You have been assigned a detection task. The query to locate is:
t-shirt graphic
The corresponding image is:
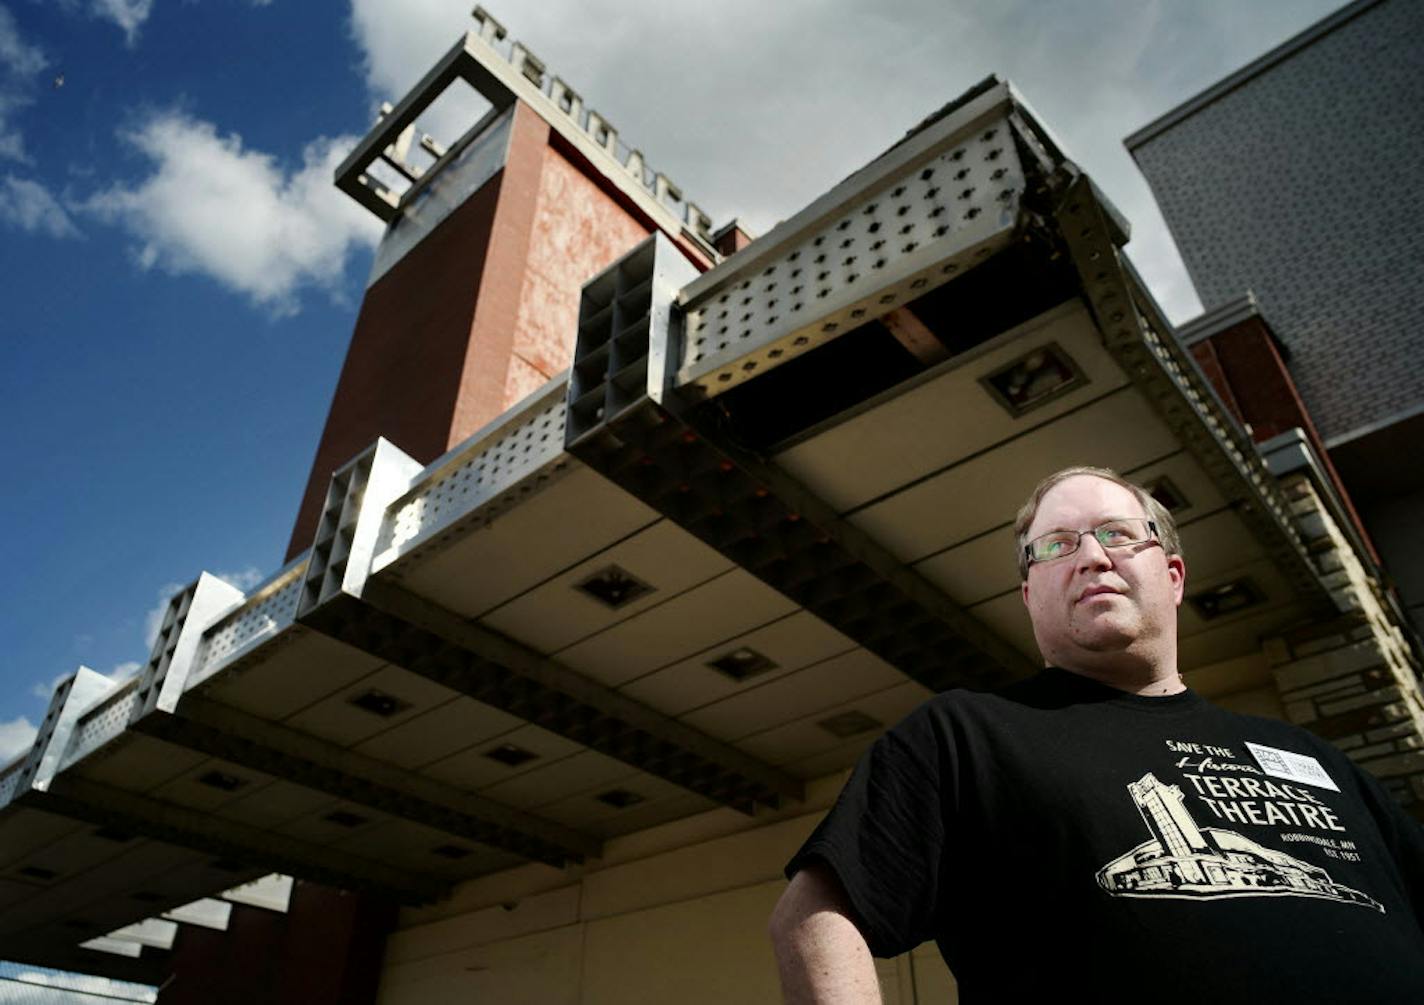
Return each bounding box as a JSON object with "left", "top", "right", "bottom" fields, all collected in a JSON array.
[{"left": 1096, "top": 771, "right": 1383, "bottom": 911}]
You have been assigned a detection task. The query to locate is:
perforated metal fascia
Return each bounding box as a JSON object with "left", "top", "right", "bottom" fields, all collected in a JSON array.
[
  {"left": 0, "top": 761, "right": 24, "bottom": 807},
  {"left": 1054, "top": 178, "right": 1329, "bottom": 611},
  {"left": 372, "top": 381, "right": 573, "bottom": 575},
  {"left": 676, "top": 115, "right": 1024, "bottom": 397},
  {"left": 192, "top": 558, "right": 307, "bottom": 680},
  {"left": 55, "top": 685, "right": 140, "bottom": 774},
  {"left": 298, "top": 438, "right": 424, "bottom": 617}
]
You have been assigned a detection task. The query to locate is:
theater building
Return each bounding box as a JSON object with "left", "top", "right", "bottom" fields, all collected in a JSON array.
[{"left": 2, "top": 5, "right": 1420, "bottom": 1002}]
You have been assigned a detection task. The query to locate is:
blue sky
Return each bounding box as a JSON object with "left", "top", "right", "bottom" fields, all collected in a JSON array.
[{"left": 0, "top": 0, "right": 1346, "bottom": 760}]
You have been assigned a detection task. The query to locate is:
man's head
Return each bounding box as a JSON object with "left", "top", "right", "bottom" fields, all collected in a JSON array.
[{"left": 1015, "top": 467, "right": 1186, "bottom": 677}]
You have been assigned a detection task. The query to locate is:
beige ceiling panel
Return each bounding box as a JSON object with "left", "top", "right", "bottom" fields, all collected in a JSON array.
[
  {"left": 330, "top": 817, "right": 494, "bottom": 877},
  {"left": 420, "top": 722, "right": 584, "bottom": 792},
  {"left": 1179, "top": 603, "right": 1308, "bottom": 672},
  {"left": 0, "top": 809, "right": 86, "bottom": 869},
  {"left": 353, "top": 696, "right": 524, "bottom": 770},
  {"left": 204, "top": 632, "right": 387, "bottom": 720},
  {"left": 148, "top": 757, "right": 274, "bottom": 814},
  {"left": 596, "top": 791, "right": 719, "bottom": 839},
  {"left": 8, "top": 824, "right": 142, "bottom": 880},
  {"left": 1122, "top": 450, "right": 1226, "bottom": 522},
  {"left": 737, "top": 680, "right": 932, "bottom": 771},
  {"left": 213, "top": 778, "right": 336, "bottom": 830},
  {"left": 478, "top": 749, "right": 631, "bottom": 810},
  {"left": 274, "top": 800, "right": 390, "bottom": 846},
  {"left": 680, "top": 648, "right": 903, "bottom": 742},
  {"left": 535, "top": 771, "right": 693, "bottom": 832},
  {"left": 966, "top": 592, "right": 1039, "bottom": 666},
  {"left": 395, "top": 466, "right": 658, "bottom": 618},
  {"left": 775, "top": 301, "right": 1125, "bottom": 512},
  {"left": 559, "top": 571, "right": 799, "bottom": 688},
  {"left": 849, "top": 389, "right": 1178, "bottom": 563},
  {"left": 1177, "top": 510, "right": 1270, "bottom": 583},
  {"left": 785, "top": 738, "right": 876, "bottom": 782},
  {"left": 282, "top": 664, "right": 460, "bottom": 749},
  {"left": 618, "top": 610, "right": 857, "bottom": 717},
  {"left": 71, "top": 735, "right": 209, "bottom": 794},
  {"left": 915, "top": 526, "right": 1019, "bottom": 606},
  {"left": 480, "top": 520, "right": 733, "bottom": 654},
  {"left": 1179, "top": 558, "right": 1297, "bottom": 639},
  {"left": 0, "top": 878, "right": 38, "bottom": 911}
]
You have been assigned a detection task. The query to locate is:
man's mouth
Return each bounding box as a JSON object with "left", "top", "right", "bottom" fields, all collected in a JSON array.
[{"left": 1077, "top": 585, "right": 1124, "bottom": 603}]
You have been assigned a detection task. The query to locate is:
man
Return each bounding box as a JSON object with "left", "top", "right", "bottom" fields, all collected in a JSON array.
[{"left": 769, "top": 466, "right": 1424, "bottom": 1003}]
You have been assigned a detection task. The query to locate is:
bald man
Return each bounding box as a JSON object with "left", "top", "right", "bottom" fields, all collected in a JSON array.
[{"left": 770, "top": 466, "right": 1424, "bottom": 1003}]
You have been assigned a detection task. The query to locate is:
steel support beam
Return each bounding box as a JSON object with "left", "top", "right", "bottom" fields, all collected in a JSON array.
[
  {"left": 299, "top": 584, "right": 804, "bottom": 813},
  {"left": 131, "top": 695, "right": 600, "bottom": 867}
]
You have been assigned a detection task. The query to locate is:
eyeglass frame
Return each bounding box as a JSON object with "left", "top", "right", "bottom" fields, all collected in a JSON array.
[{"left": 1022, "top": 518, "right": 1160, "bottom": 569}]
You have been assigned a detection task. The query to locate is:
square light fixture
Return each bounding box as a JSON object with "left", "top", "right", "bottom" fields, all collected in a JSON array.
[
  {"left": 707, "top": 646, "right": 778, "bottom": 682},
  {"left": 1145, "top": 475, "right": 1190, "bottom": 513},
  {"left": 198, "top": 770, "right": 247, "bottom": 792},
  {"left": 596, "top": 788, "right": 645, "bottom": 809},
  {"left": 1188, "top": 578, "right": 1264, "bottom": 620},
  {"left": 348, "top": 688, "right": 412, "bottom": 719},
  {"left": 980, "top": 343, "right": 1086, "bottom": 417},
  {"left": 92, "top": 826, "right": 134, "bottom": 844},
  {"left": 18, "top": 865, "right": 58, "bottom": 881},
  {"left": 323, "top": 810, "right": 369, "bottom": 828},
  {"left": 574, "top": 565, "right": 654, "bottom": 609},
  {"left": 816, "top": 710, "right": 883, "bottom": 739},
  {"left": 484, "top": 743, "right": 539, "bottom": 767}
]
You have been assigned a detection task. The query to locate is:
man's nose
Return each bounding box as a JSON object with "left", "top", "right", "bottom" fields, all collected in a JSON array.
[{"left": 1076, "top": 533, "right": 1114, "bottom": 569}]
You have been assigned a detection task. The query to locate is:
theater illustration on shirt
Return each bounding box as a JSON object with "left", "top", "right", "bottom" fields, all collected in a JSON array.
[{"left": 1096, "top": 773, "right": 1384, "bottom": 912}]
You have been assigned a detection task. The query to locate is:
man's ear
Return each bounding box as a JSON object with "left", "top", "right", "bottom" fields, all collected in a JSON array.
[
  {"left": 1021, "top": 579, "right": 1031, "bottom": 607},
  {"left": 1167, "top": 553, "right": 1187, "bottom": 606}
]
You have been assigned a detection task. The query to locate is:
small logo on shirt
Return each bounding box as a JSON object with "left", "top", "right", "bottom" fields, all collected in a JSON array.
[{"left": 1246, "top": 742, "right": 1340, "bottom": 792}]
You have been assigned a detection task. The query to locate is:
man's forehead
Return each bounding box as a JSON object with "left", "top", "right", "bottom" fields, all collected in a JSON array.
[{"left": 1030, "top": 475, "right": 1145, "bottom": 531}]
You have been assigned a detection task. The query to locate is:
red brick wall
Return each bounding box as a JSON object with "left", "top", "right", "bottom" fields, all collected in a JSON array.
[{"left": 286, "top": 102, "right": 665, "bottom": 559}]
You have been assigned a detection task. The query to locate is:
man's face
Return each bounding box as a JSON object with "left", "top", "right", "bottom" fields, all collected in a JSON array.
[{"left": 1020, "top": 475, "right": 1186, "bottom": 670}]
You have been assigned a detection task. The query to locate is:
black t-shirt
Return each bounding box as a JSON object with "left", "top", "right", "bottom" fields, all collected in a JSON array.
[{"left": 786, "top": 669, "right": 1424, "bottom": 1002}]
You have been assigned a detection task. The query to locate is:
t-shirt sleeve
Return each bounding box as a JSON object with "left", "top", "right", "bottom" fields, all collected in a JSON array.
[
  {"left": 784, "top": 700, "right": 955, "bottom": 957},
  {"left": 1350, "top": 758, "right": 1424, "bottom": 928}
]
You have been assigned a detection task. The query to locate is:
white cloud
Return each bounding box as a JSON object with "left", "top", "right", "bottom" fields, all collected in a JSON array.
[
  {"left": 0, "top": 4, "right": 46, "bottom": 163},
  {"left": 0, "top": 174, "right": 79, "bottom": 236},
  {"left": 0, "top": 715, "right": 37, "bottom": 761},
  {"left": 90, "top": 0, "right": 155, "bottom": 45},
  {"left": 84, "top": 112, "right": 380, "bottom": 315}
]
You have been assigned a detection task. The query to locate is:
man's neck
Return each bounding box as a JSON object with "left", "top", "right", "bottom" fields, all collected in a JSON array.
[{"left": 1058, "top": 662, "right": 1185, "bottom": 697}]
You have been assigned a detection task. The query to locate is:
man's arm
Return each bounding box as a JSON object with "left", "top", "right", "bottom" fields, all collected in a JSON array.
[{"left": 768, "top": 862, "right": 882, "bottom": 1004}]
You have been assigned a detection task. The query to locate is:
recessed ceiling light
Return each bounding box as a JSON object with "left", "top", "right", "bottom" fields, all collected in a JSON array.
[
  {"left": 18, "top": 865, "right": 58, "bottom": 881},
  {"left": 208, "top": 859, "right": 248, "bottom": 874},
  {"left": 980, "top": 343, "right": 1085, "bottom": 416},
  {"left": 432, "top": 844, "right": 472, "bottom": 860},
  {"left": 595, "top": 788, "right": 645, "bottom": 809},
  {"left": 574, "top": 565, "right": 654, "bottom": 609},
  {"left": 1145, "top": 475, "right": 1189, "bottom": 512},
  {"left": 323, "top": 810, "right": 369, "bottom": 828},
  {"left": 348, "top": 688, "right": 412, "bottom": 719},
  {"left": 1188, "top": 578, "right": 1264, "bottom": 620},
  {"left": 817, "top": 710, "right": 882, "bottom": 739},
  {"left": 707, "top": 646, "right": 778, "bottom": 682},
  {"left": 483, "top": 743, "right": 539, "bottom": 767},
  {"left": 198, "top": 770, "right": 248, "bottom": 793},
  {"left": 92, "top": 826, "right": 134, "bottom": 844}
]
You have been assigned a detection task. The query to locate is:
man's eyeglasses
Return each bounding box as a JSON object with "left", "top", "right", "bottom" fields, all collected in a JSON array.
[{"left": 1024, "top": 518, "right": 1159, "bottom": 567}]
